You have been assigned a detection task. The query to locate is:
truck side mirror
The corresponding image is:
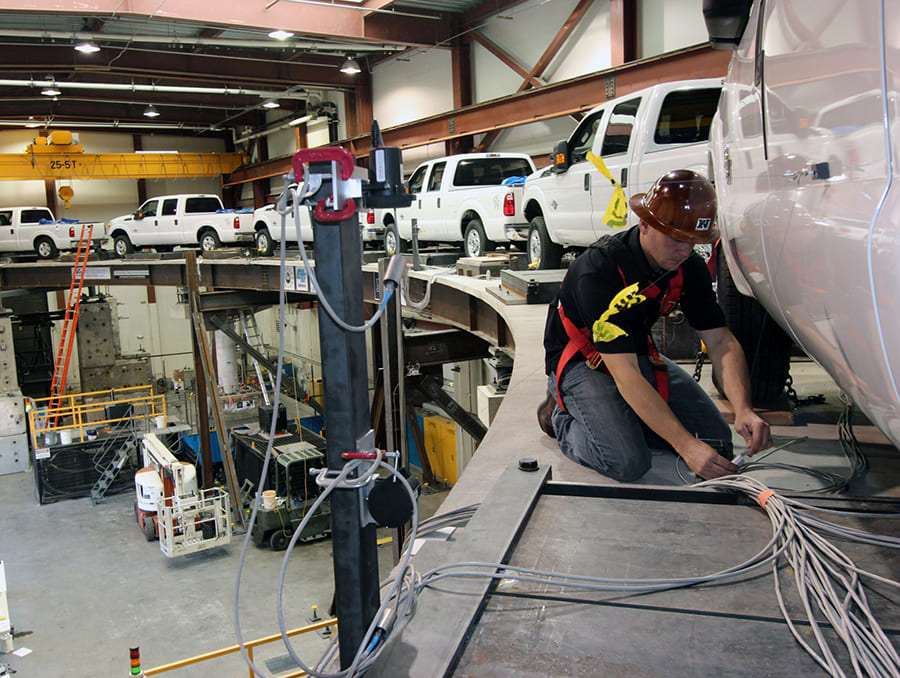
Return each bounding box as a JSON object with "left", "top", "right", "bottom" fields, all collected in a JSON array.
[
  {"left": 551, "top": 139, "right": 570, "bottom": 174},
  {"left": 134, "top": 210, "right": 144, "bottom": 220}
]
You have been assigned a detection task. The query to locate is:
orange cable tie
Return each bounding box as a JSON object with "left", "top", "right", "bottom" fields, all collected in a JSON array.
[{"left": 757, "top": 489, "right": 776, "bottom": 508}]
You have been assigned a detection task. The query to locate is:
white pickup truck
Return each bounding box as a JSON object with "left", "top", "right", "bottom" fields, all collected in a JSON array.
[
  {"left": 0, "top": 206, "right": 107, "bottom": 259},
  {"left": 252, "top": 202, "right": 383, "bottom": 255},
  {"left": 377, "top": 152, "right": 535, "bottom": 258},
  {"left": 107, "top": 194, "right": 254, "bottom": 257},
  {"left": 522, "top": 78, "right": 723, "bottom": 268}
]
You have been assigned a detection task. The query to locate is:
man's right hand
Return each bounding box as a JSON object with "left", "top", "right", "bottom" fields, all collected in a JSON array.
[{"left": 678, "top": 438, "right": 739, "bottom": 480}]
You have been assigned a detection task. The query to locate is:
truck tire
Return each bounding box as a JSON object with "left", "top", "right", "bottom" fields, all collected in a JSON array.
[
  {"left": 464, "top": 219, "right": 493, "bottom": 258},
  {"left": 113, "top": 234, "right": 134, "bottom": 258},
  {"left": 255, "top": 228, "right": 274, "bottom": 256},
  {"left": 384, "top": 224, "right": 403, "bottom": 256},
  {"left": 527, "top": 216, "right": 562, "bottom": 270},
  {"left": 35, "top": 237, "right": 58, "bottom": 259},
  {"left": 199, "top": 230, "right": 221, "bottom": 252},
  {"left": 714, "top": 252, "right": 793, "bottom": 407}
]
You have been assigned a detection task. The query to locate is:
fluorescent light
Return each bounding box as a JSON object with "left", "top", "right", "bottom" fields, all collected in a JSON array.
[
  {"left": 340, "top": 56, "right": 361, "bottom": 74},
  {"left": 289, "top": 114, "right": 313, "bottom": 126},
  {"left": 268, "top": 30, "right": 294, "bottom": 40},
  {"left": 25, "top": 116, "right": 40, "bottom": 128},
  {"left": 75, "top": 40, "right": 100, "bottom": 53},
  {"left": 143, "top": 104, "right": 160, "bottom": 118},
  {"left": 262, "top": 99, "right": 280, "bottom": 109},
  {"left": 41, "top": 86, "right": 61, "bottom": 96}
]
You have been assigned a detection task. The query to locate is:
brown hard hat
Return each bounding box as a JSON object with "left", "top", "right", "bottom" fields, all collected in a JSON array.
[{"left": 629, "top": 169, "right": 718, "bottom": 244}]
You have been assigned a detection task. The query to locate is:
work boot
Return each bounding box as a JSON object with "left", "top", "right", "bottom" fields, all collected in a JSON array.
[{"left": 537, "top": 391, "right": 556, "bottom": 439}]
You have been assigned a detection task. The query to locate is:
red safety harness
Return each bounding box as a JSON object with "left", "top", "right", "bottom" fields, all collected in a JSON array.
[{"left": 554, "top": 266, "right": 683, "bottom": 412}]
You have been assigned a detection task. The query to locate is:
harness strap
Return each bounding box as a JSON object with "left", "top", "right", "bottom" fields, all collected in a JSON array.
[{"left": 554, "top": 261, "right": 682, "bottom": 411}]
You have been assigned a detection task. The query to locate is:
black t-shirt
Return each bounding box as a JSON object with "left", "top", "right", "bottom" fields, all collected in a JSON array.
[{"left": 543, "top": 225, "right": 725, "bottom": 376}]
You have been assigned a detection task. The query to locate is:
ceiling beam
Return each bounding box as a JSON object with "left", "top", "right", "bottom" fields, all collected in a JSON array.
[
  {"left": 226, "top": 44, "right": 731, "bottom": 185},
  {"left": 4, "top": 0, "right": 452, "bottom": 48}
]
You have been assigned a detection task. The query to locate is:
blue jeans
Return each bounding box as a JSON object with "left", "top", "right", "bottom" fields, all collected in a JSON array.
[{"left": 550, "top": 356, "right": 731, "bottom": 482}]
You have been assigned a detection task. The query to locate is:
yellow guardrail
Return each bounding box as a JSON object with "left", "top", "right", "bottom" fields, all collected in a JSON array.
[
  {"left": 142, "top": 618, "right": 337, "bottom": 677},
  {"left": 28, "top": 384, "right": 167, "bottom": 449}
]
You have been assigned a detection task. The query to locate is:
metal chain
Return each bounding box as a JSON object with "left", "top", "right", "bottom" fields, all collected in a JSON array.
[
  {"left": 692, "top": 350, "right": 705, "bottom": 383},
  {"left": 785, "top": 375, "right": 826, "bottom": 407}
]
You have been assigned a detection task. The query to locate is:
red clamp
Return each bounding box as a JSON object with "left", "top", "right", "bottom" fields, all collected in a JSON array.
[
  {"left": 292, "top": 147, "right": 357, "bottom": 223},
  {"left": 342, "top": 451, "right": 379, "bottom": 460}
]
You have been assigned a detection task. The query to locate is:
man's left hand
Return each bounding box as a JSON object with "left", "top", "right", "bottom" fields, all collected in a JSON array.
[{"left": 734, "top": 410, "right": 771, "bottom": 456}]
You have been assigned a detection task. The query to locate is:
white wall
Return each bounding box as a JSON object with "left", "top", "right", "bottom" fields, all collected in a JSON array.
[
  {"left": 372, "top": 48, "right": 454, "bottom": 129},
  {"left": 638, "top": 0, "right": 709, "bottom": 57}
]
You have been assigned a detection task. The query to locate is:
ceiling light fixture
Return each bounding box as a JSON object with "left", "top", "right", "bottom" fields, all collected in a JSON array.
[
  {"left": 143, "top": 104, "right": 160, "bottom": 118},
  {"left": 262, "top": 99, "right": 280, "bottom": 109},
  {"left": 74, "top": 39, "right": 100, "bottom": 53},
  {"left": 288, "top": 114, "right": 314, "bottom": 126},
  {"left": 41, "top": 84, "right": 61, "bottom": 97},
  {"left": 268, "top": 29, "right": 294, "bottom": 40},
  {"left": 340, "top": 56, "right": 361, "bottom": 75}
]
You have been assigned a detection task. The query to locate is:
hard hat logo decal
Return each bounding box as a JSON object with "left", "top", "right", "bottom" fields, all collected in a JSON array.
[{"left": 696, "top": 217, "right": 711, "bottom": 231}]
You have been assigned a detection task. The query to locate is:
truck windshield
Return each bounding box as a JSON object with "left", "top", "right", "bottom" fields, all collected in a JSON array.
[
  {"left": 184, "top": 197, "right": 223, "bottom": 213},
  {"left": 453, "top": 158, "right": 533, "bottom": 186},
  {"left": 654, "top": 88, "right": 722, "bottom": 145}
]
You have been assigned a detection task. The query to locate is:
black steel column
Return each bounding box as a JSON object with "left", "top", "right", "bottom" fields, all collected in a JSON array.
[{"left": 312, "top": 214, "right": 380, "bottom": 668}]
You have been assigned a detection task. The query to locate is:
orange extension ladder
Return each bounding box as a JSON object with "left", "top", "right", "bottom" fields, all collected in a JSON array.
[{"left": 47, "top": 224, "right": 93, "bottom": 425}]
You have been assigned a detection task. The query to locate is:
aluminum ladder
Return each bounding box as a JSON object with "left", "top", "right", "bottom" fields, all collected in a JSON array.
[{"left": 236, "top": 308, "right": 275, "bottom": 406}]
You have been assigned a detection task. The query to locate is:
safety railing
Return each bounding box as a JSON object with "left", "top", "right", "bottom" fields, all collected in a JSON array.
[
  {"left": 140, "top": 618, "right": 337, "bottom": 677},
  {"left": 28, "top": 384, "right": 167, "bottom": 449}
]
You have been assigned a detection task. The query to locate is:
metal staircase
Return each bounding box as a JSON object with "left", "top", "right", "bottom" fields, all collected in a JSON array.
[
  {"left": 237, "top": 309, "right": 276, "bottom": 406},
  {"left": 90, "top": 415, "right": 138, "bottom": 504}
]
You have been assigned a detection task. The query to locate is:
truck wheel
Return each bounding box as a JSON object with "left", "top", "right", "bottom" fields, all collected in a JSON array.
[
  {"left": 714, "top": 252, "right": 793, "bottom": 407},
  {"left": 464, "top": 219, "right": 493, "bottom": 258},
  {"left": 255, "top": 228, "right": 274, "bottom": 256},
  {"left": 199, "top": 230, "right": 221, "bottom": 252},
  {"left": 269, "top": 530, "right": 289, "bottom": 551},
  {"left": 35, "top": 237, "right": 58, "bottom": 259},
  {"left": 528, "top": 216, "right": 562, "bottom": 269},
  {"left": 113, "top": 234, "right": 134, "bottom": 258},
  {"left": 384, "top": 224, "right": 403, "bottom": 255}
]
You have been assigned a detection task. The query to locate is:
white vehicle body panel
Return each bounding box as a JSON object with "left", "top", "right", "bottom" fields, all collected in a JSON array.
[
  {"left": 709, "top": 0, "right": 900, "bottom": 449},
  {"left": 0, "top": 206, "right": 106, "bottom": 256},
  {"left": 391, "top": 153, "right": 535, "bottom": 248},
  {"left": 108, "top": 194, "right": 253, "bottom": 249},
  {"left": 522, "top": 78, "right": 723, "bottom": 250}
]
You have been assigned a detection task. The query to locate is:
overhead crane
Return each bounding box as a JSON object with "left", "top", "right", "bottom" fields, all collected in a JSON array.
[{"left": 0, "top": 131, "right": 247, "bottom": 181}]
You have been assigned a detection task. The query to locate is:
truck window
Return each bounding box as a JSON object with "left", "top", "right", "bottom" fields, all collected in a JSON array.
[
  {"left": 408, "top": 165, "right": 428, "bottom": 195},
  {"left": 0, "top": 211, "right": 10, "bottom": 226},
  {"left": 454, "top": 158, "right": 533, "bottom": 186},
  {"left": 427, "top": 162, "right": 446, "bottom": 191},
  {"left": 569, "top": 110, "right": 604, "bottom": 163},
  {"left": 139, "top": 200, "right": 159, "bottom": 218},
  {"left": 161, "top": 198, "right": 178, "bottom": 216},
  {"left": 20, "top": 208, "right": 53, "bottom": 224},
  {"left": 184, "top": 197, "right": 222, "bottom": 213},
  {"left": 600, "top": 98, "right": 640, "bottom": 156},
  {"left": 654, "top": 88, "right": 721, "bottom": 145}
]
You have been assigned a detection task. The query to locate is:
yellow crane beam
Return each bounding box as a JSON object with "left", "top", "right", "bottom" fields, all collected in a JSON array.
[{"left": 0, "top": 151, "right": 248, "bottom": 180}]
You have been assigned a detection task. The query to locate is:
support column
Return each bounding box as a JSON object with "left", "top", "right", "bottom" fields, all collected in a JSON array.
[{"left": 312, "top": 212, "right": 380, "bottom": 668}]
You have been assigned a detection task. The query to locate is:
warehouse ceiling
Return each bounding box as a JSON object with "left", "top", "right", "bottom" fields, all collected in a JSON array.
[{"left": 0, "top": 0, "right": 514, "bottom": 140}]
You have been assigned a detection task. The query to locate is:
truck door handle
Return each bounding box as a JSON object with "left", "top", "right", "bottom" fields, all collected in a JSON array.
[
  {"left": 584, "top": 174, "right": 590, "bottom": 191},
  {"left": 620, "top": 169, "right": 627, "bottom": 187},
  {"left": 437, "top": 198, "right": 441, "bottom": 209}
]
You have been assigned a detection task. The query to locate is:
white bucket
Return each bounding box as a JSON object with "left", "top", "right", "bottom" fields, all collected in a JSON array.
[
  {"left": 155, "top": 415, "right": 166, "bottom": 429},
  {"left": 262, "top": 490, "right": 277, "bottom": 509},
  {"left": 59, "top": 429, "right": 73, "bottom": 445}
]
